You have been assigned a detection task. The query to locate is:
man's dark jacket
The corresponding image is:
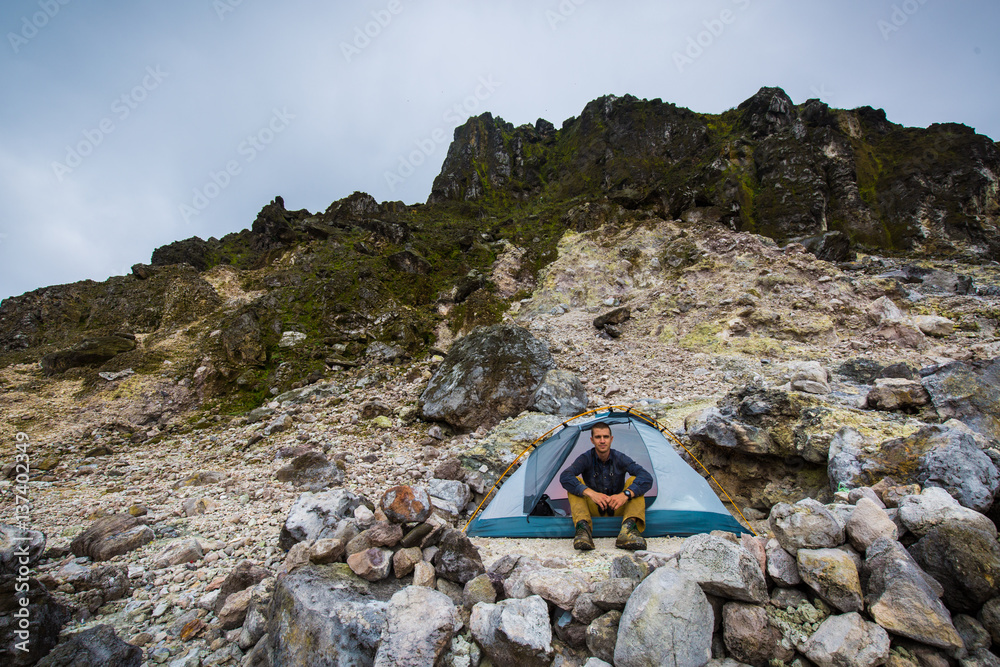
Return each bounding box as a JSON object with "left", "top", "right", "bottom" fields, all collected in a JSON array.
[{"left": 559, "top": 448, "right": 653, "bottom": 498}]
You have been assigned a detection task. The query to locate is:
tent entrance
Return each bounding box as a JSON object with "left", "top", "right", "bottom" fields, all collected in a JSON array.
[{"left": 524, "top": 419, "right": 659, "bottom": 515}]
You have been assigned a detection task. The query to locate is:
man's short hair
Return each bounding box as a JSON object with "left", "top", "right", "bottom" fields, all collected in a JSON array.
[{"left": 590, "top": 421, "right": 612, "bottom": 434}]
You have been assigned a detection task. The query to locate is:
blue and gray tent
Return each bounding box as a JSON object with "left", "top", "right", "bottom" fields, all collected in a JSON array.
[{"left": 464, "top": 406, "right": 753, "bottom": 538}]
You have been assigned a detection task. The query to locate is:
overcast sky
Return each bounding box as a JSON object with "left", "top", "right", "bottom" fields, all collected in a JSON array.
[{"left": 1, "top": 0, "right": 997, "bottom": 302}]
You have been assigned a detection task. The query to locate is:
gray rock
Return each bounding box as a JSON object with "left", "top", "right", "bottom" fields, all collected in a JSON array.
[
  {"left": 433, "top": 529, "right": 485, "bottom": 586},
  {"left": 685, "top": 407, "right": 779, "bottom": 456},
  {"left": 215, "top": 561, "right": 270, "bottom": 614},
  {"left": 866, "top": 378, "right": 930, "bottom": 411},
  {"left": 152, "top": 539, "right": 203, "bottom": 569},
  {"left": 769, "top": 498, "right": 845, "bottom": 555},
  {"left": 420, "top": 324, "right": 555, "bottom": 431},
  {"left": 609, "top": 555, "right": 649, "bottom": 581},
  {"left": 463, "top": 573, "right": 499, "bottom": 608},
  {"left": 586, "top": 610, "right": 621, "bottom": 664},
  {"left": 470, "top": 595, "right": 553, "bottom": 667},
  {"left": 675, "top": 533, "right": 768, "bottom": 603},
  {"left": 614, "top": 567, "right": 713, "bottom": 667},
  {"left": 922, "top": 359, "right": 1000, "bottom": 443},
  {"left": 770, "top": 587, "right": 809, "bottom": 610},
  {"left": 572, "top": 592, "right": 603, "bottom": 625},
  {"left": 863, "top": 537, "right": 963, "bottom": 650},
  {"left": 897, "top": 486, "right": 997, "bottom": 538},
  {"left": 847, "top": 487, "right": 884, "bottom": 507},
  {"left": 275, "top": 450, "right": 345, "bottom": 491},
  {"left": 915, "top": 426, "right": 1000, "bottom": 512},
  {"left": 722, "top": 601, "right": 794, "bottom": 666},
  {"left": 65, "top": 564, "right": 131, "bottom": 612},
  {"left": 505, "top": 562, "right": 589, "bottom": 611},
  {"left": 789, "top": 361, "right": 831, "bottom": 395},
  {"left": 845, "top": 497, "right": 898, "bottom": 552},
  {"left": 279, "top": 488, "right": 365, "bottom": 550},
  {"left": 36, "top": 624, "right": 141, "bottom": 667},
  {"left": 980, "top": 597, "right": 1000, "bottom": 645},
  {"left": 0, "top": 525, "right": 45, "bottom": 576},
  {"left": 800, "top": 612, "right": 890, "bottom": 667},
  {"left": 237, "top": 580, "right": 273, "bottom": 652},
  {"left": 529, "top": 369, "right": 588, "bottom": 416},
  {"left": 218, "top": 586, "right": 254, "bottom": 630},
  {"left": 909, "top": 523, "right": 1000, "bottom": 613},
  {"left": 374, "top": 586, "right": 460, "bottom": 667},
  {"left": 954, "top": 614, "right": 991, "bottom": 655},
  {"left": 828, "top": 424, "right": 998, "bottom": 511},
  {"left": 265, "top": 564, "right": 393, "bottom": 665},
  {"left": 961, "top": 648, "right": 1000, "bottom": 667},
  {"left": 428, "top": 479, "right": 472, "bottom": 513},
  {"left": 68, "top": 514, "right": 154, "bottom": 561},
  {"left": 591, "top": 578, "right": 636, "bottom": 612},
  {"left": 766, "top": 538, "right": 802, "bottom": 587},
  {"left": 797, "top": 548, "right": 863, "bottom": 612}
]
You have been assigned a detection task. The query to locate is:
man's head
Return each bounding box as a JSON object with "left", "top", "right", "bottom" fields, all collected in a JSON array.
[{"left": 590, "top": 422, "right": 613, "bottom": 461}]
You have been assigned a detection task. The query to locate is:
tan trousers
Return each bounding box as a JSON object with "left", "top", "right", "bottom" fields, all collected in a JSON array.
[{"left": 568, "top": 475, "right": 646, "bottom": 533}]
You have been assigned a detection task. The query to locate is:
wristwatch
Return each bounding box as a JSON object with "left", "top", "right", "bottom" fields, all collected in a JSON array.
[{"left": 624, "top": 489, "right": 633, "bottom": 499}]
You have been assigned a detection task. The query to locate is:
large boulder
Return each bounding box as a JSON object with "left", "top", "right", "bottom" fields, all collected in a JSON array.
[
  {"left": 897, "top": 486, "right": 997, "bottom": 538},
  {"left": 799, "top": 612, "right": 890, "bottom": 667},
  {"left": 769, "top": 498, "right": 845, "bottom": 555},
  {"left": 863, "top": 537, "right": 962, "bottom": 650},
  {"left": 922, "top": 359, "right": 1000, "bottom": 443},
  {"left": 614, "top": 567, "right": 714, "bottom": 667},
  {"left": 69, "top": 514, "right": 154, "bottom": 561},
  {"left": 674, "top": 533, "right": 768, "bottom": 603},
  {"left": 828, "top": 425, "right": 1000, "bottom": 511},
  {"left": 420, "top": 325, "right": 555, "bottom": 431},
  {"left": 470, "top": 595, "right": 553, "bottom": 667},
  {"left": 0, "top": 575, "right": 70, "bottom": 667},
  {"left": 275, "top": 451, "right": 345, "bottom": 491},
  {"left": 529, "top": 369, "right": 588, "bottom": 416},
  {"left": 374, "top": 586, "right": 460, "bottom": 666},
  {"left": 908, "top": 523, "right": 1000, "bottom": 613},
  {"left": 279, "top": 489, "right": 365, "bottom": 550},
  {"left": 35, "top": 624, "right": 141, "bottom": 667},
  {"left": 265, "top": 564, "right": 401, "bottom": 665},
  {"left": 796, "top": 548, "right": 863, "bottom": 613}
]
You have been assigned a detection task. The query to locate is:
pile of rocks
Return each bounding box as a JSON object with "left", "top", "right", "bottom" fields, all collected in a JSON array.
[{"left": 7, "top": 470, "right": 1000, "bottom": 666}]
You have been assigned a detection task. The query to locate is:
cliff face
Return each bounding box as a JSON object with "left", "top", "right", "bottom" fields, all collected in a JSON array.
[
  {"left": 1, "top": 86, "right": 998, "bottom": 412},
  {"left": 429, "top": 87, "right": 1000, "bottom": 258}
]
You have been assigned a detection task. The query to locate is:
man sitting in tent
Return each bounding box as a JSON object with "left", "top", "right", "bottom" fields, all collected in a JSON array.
[{"left": 559, "top": 421, "right": 652, "bottom": 551}]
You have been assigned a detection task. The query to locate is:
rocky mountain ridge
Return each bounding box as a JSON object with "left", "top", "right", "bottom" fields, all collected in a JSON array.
[{"left": 2, "top": 86, "right": 1000, "bottom": 666}]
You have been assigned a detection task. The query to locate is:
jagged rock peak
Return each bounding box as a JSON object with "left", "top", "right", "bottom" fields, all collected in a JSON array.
[{"left": 735, "top": 86, "right": 795, "bottom": 137}]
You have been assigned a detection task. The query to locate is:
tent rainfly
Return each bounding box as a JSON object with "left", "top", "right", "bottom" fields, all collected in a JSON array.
[{"left": 465, "top": 407, "right": 752, "bottom": 538}]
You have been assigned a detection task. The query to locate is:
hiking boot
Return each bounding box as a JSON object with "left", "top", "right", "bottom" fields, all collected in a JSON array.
[
  {"left": 573, "top": 521, "right": 594, "bottom": 551},
  {"left": 616, "top": 518, "right": 646, "bottom": 551}
]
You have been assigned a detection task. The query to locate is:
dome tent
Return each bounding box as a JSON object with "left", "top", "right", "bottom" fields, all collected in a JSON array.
[{"left": 465, "top": 406, "right": 752, "bottom": 538}]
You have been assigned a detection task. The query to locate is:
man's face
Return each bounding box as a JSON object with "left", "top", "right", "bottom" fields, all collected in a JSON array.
[{"left": 591, "top": 426, "right": 613, "bottom": 459}]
